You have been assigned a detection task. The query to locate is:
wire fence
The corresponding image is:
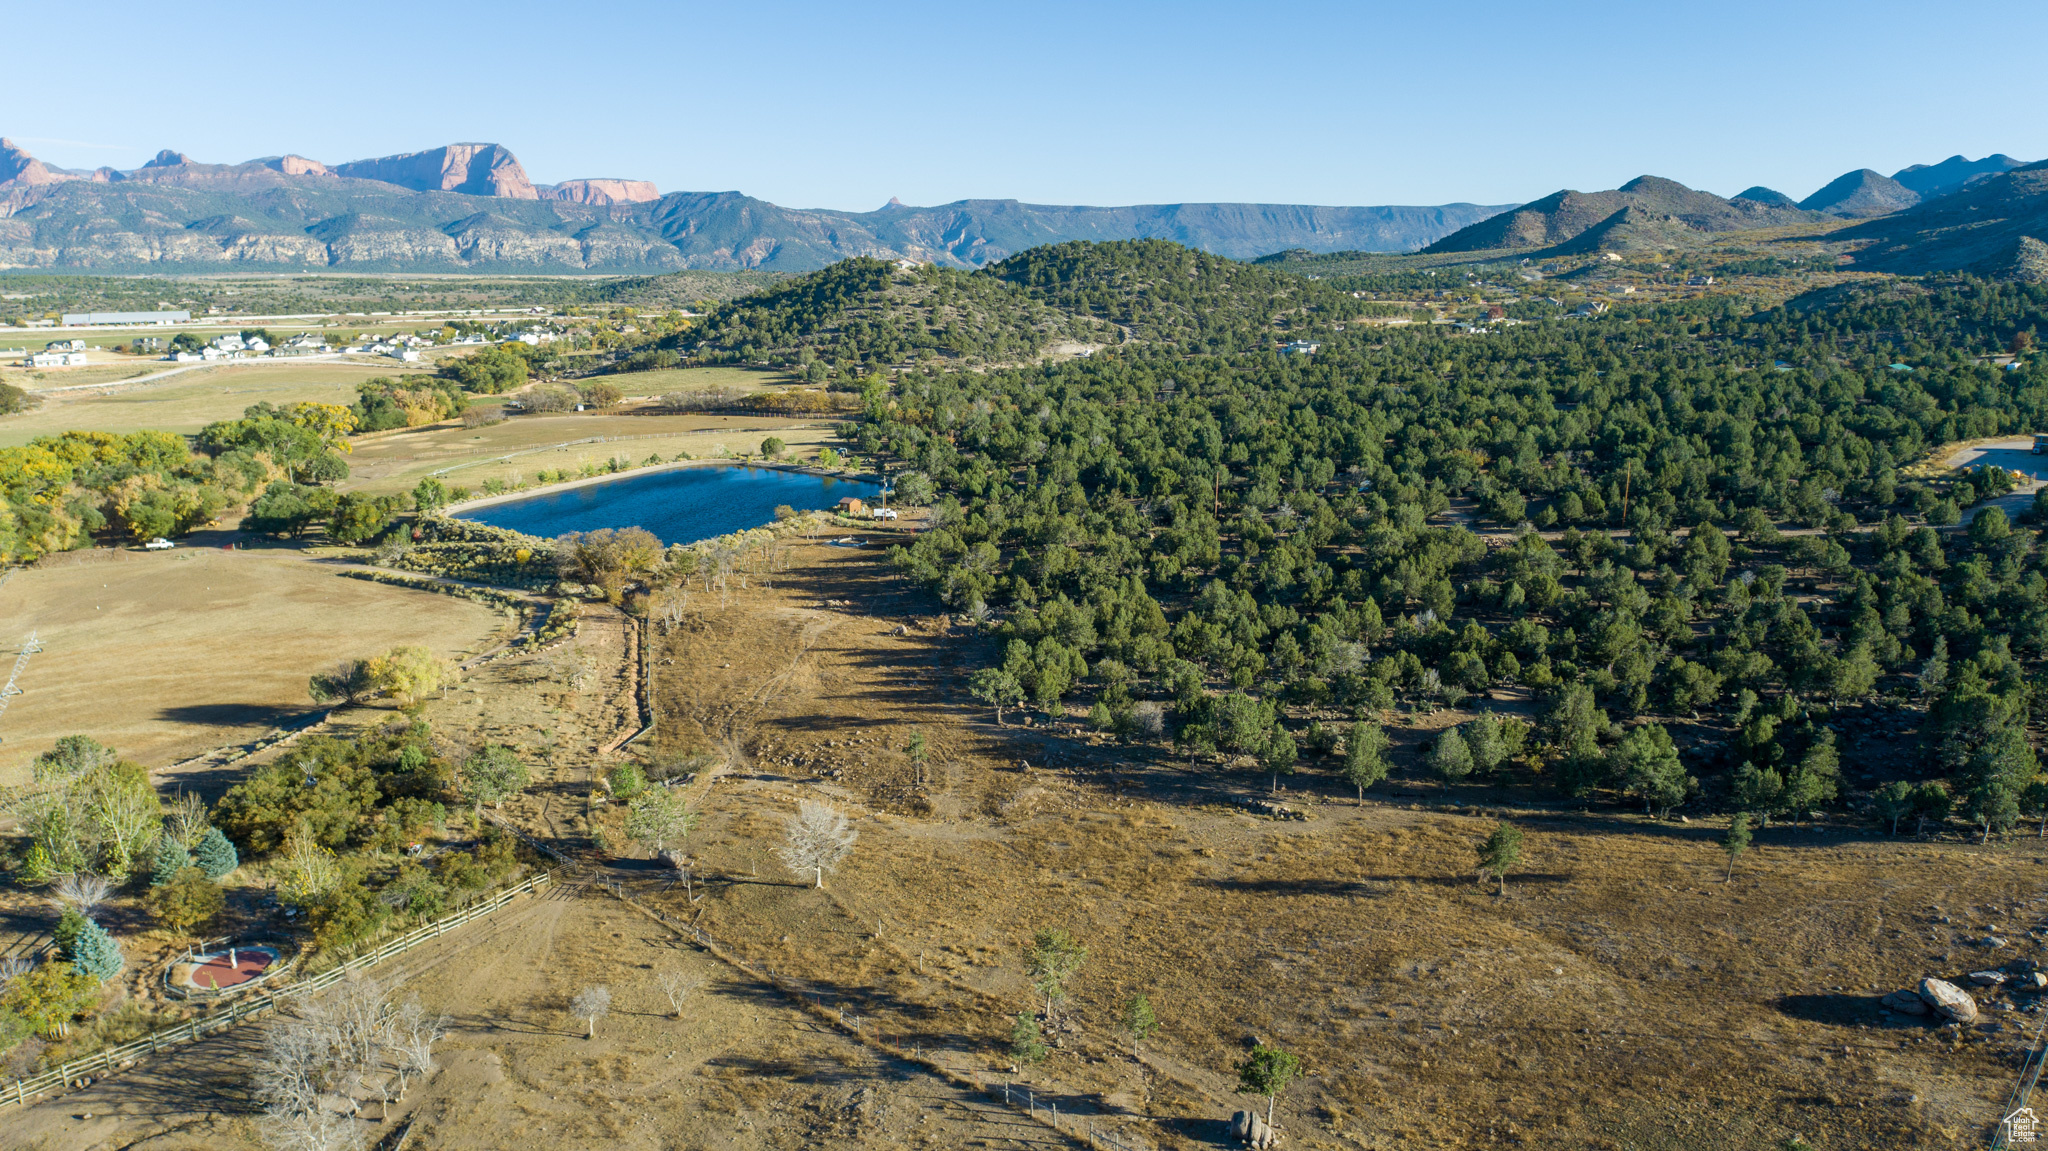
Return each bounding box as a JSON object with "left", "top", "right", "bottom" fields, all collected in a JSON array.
[
  {"left": 0, "top": 869, "right": 553, "bottom": 1112},
  {"left": 592, "top": 874, "right": 1148, "bottom": 1150}
]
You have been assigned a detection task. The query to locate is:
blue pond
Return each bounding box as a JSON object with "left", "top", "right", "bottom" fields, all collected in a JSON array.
[{"left": 456, "top": 464, "right": 882, "bottom": 546}]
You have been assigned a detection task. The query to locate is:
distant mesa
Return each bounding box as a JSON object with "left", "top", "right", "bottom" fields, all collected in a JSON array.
[
  {"left": 1798, "top": 169, "right": 1919, "bottom": 218},
  {"left": 1732, "top": 186, "right": 1798, "bottom": 208},
  {"left": 332, "top": 142, "right": 538, "bottom": 199},
  {"left": 540, "top": 178, "right": 659, "bottom": 205},
  {"left": 264, "top": 154, "right": 332, "bottom": 178},
  {"left": 142, "top": 149, "right": 191, "bottom": 169}
]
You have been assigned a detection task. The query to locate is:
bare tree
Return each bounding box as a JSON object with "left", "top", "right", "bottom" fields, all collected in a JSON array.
[
  {"left": 777, "top": 801, "right": 857, "bottom": 889},
  {"left": 656, "top": 969, "right": 702, "bottom": 1019},
  {"left": 167, "top": 790, "right": 210, "bottom": 849},
  {"left": 571, "top": 986, "right": 612, "bottom": 1038},
  {"left": 0, "top": 957, "right": 30, "bottom": 988},
  {"left": 381, "top": 995, "right": 447, "bottom": 1107}
]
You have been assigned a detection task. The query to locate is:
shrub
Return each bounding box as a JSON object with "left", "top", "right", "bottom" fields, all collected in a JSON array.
[
  {"left": 607, "top": 763, "right": 647, "bottom": 798},
  {"left": 145, "top": 867, "right": 224, "bottom": 938},
  {"left": 1, "top": 964, "right": 99, "bottom": 1036}
]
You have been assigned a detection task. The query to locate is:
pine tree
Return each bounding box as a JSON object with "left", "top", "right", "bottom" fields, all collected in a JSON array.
[
  {"left": 1476, "top": 822, "right": 1524, "bottom": 895},
  {"left": 1342, "top": 721, "right": 1391, "bottom": 803},
  {"left": 194, "top": 827, "right": 239, "bottom": 879},
  {"left": 1010, "top": 1012, "right": 1048, "bottom": 1064},
  {"left": 151, "top": 835, "right": 193, "bottom": 886},
  {"left": 53, "top": 906, "right": 87, "bottom": 958},
  {"left": 71, "top": 918, "right": 123, "bottom": 981},
  {"left": 1723, "top": 813, "right": 1752, "bottom": 881}
]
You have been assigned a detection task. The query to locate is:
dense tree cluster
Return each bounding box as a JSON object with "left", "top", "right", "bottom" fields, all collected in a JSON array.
[
  {"left": 869, "top": 250, "right": 2048, "bottom": 828},
  {"left": 0, "top": 429, "right": 271, "bottom": 559}
]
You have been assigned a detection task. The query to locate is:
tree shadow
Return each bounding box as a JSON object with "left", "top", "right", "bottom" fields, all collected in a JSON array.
[{"left": 156, "top": 703, "right": 324, "bottom": 728}]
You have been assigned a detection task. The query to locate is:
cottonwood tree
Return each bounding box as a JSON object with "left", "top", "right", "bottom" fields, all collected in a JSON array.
[
  {"left": 624, "top": 789, "right": 697, "bottom": 852},
  {"left": 363, "top": 646, "right": 452, "bottom": 705},
  {"left": 1476, "top": 823, "right": 1523, "bottom": 896},
  {"left": 460, "top": 746, "right": 530, "bottom": 814},
  {"left": 1025, "top": 928, "right": 1087, "bottom": 1019},
  {"left": 778, "top": 801, "right": 857, "bottom": 889},
  {"left": 571, "top": 986, "right": 612, "bottom": 1038},
  {"left": 1236, "top": 1044, "right": 1301, "bottom": 1129},
  {"left": 656, "top": 969, "right": 702, "bottom": 1019}
]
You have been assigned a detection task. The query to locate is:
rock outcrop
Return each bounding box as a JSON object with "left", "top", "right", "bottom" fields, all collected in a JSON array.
[
  {"left": 1917, "top": 977, "right": 1979, "bottom": 1023},
  {"left": 1231, "top": 1110, "right": 1281, "bottom": 1148},
  {"left": 1880, "top": 989, "right": 1929, "bottom": 1015},
  {"left": 542, "top": 178, "right": 659, "bottom": 205},
  {"left": 333, "top": 143, "right": 537, "bottom": 199},
  {"left": 265, "top": 155, "right": 332, "bottom": 177},
  {"left": 0, "top": 138, "right": 61, "bottom": 187}
]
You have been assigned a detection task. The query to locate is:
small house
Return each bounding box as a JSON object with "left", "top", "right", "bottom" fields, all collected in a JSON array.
[{"left": 836, "top": 497, "right": 869, "bottom": 517}]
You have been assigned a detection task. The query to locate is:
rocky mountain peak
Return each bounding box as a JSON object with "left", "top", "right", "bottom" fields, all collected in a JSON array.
[{"left": 332, "top": 143, "right": 537, "bottom": 199}]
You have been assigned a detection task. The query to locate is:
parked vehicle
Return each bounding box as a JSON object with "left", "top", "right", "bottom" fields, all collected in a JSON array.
[
  {"left": 871, "top": 507, "right": 898, "bottom": 520},
  {"left": 144, "top": 537, "right": 176, "bottom": 550}
]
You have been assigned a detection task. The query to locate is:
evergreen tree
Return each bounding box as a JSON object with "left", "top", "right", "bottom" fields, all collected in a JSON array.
[
  {"left": 1430, "top": 726, "right": 1474, "bottom": 783},
  {"left": 1873, "top": 780, "right": 1914, "bottom": 835},
  {"left": 1476, "top": 822, "right": 1524, "bottom": 895},
  {"left": 1722, "top": 812, "right": 1752, "bottom": 881},
  {"left": 52, "top": 906, "right": 87, "bottom": 958},
  {"left": 71, "top": 918, "right": 123, "bottom": 981},
  {"left": 194, "top": 827, "right": 239, "bottom": 879},
  {"left": 1342, "top": 721, "right": 1391, "bottom": 803},
  {"left": 1010, "top": 1012, "right": 1048, "bottom": 1064},
  {"left": 151, "top": 834, "right": 193, "bottom": 886},
  {"left": 1610, "top": 723, "right": 1690, "bottom": 816}
]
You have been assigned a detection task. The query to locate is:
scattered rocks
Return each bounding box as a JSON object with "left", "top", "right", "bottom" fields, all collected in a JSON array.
[
  {"left": 1919, "top": 977, "right": 1980, "bottom": 1023},
  {"left": 1882, "top": 990, "right": 1930, "bottom": 1015},
  {"left": 2027, "top": 973, "right": 2048, "bottom": 991},
  {"left": 1985, "top": 937, "right": 2011, "bottom": 948},
  {"left": 1232, "top": 796, "right": 1307, "bottom": 821},
  {"left": 1231, "top": 1110, "right": 1281, "bottom": 1148}
]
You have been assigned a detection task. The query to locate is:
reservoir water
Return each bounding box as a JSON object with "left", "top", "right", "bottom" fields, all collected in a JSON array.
[{"left": 455, "top": 464, "right": 883, "bottom": 546}]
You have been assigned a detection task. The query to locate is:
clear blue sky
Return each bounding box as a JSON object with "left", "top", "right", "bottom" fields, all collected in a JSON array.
[{"left": 11, "top": 0, "right": 2046, "bottom": 212}]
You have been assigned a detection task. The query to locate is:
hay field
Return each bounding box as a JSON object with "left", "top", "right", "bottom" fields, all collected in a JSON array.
[
  {"left": 0, "top": 547, "right": 509, "bottom": 780},
  {"left": 0, "top": 360, "right": 442, "bottom": 447}
]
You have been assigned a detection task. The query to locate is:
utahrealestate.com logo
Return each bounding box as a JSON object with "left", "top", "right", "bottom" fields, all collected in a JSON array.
[{"left": 2006, "top": 1106, "right": 2042, "bottom": 1143}]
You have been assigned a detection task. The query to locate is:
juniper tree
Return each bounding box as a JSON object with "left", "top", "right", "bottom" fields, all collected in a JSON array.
[
  {"left": 1429, "top": 726, "right": 1473, "bottom": 784},
  {"left": 1610, "top": 723, "right": 1690, "bottom": 816},
  {"left": 1874, "top": 780, "right": 1914, "bottom": 835}
]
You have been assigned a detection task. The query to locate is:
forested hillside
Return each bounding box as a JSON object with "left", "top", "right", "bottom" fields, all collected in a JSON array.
[
  {"left": 676, "top": 241, "right": 1371, "bottom": 371},
  {"left": 864, "top": 255, "right": 2048, "bottom": 831}
]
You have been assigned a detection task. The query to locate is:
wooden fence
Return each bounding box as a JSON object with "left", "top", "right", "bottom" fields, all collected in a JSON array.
[{"left": 0, "top": 869, "right": 552, "bottom": 1111}]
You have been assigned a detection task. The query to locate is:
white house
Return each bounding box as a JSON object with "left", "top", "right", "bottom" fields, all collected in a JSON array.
[
  {"left": 171, "top": 351, "right": 202, "bottom": 363},
  {"left": 45, "top": 339, "right": 86, "bottom": 352},
  {"left": 27, "top": 350, "right": 87, "bottom": 367},
  {"left": 245, "top": 337, "right": 271, "bottom": 353},
  {"left": 209, "top": 334, "right": 246, "bottom": 352},
  {"left": 1281, "top": 340, "right": 1321, "bottom": 356},
  {"left": 387, "top": 348, "right": 421, "bottom": 362}
]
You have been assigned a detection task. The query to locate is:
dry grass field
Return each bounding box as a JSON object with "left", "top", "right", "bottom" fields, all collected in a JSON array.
[
  {"left": 0, "top": 360, "right": 445, "bottom": 447},
  {"left": 0, "top": 546, "right": 510, "bottom": 781}
]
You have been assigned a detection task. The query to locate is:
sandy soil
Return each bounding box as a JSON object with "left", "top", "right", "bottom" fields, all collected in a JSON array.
[{"left": 0, "top": 546, "right": 510, "bottom": 780}]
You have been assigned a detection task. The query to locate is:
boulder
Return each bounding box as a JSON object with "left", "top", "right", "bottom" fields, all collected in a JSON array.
[
  {"left": 1970, "top": 970, "right": 2009, "bottom": 987},
  {"left": 1881, "top": 990, "right": 1929, "bottom": 1015},
  {"left": 1918, "top": 977, "right": 1980, "bottom": 1023},
  {"left": 1231, "top": 1110, "right": 1281, "bottom": 1148},
  {"left": 2026, "top": 973, "right": 2048, "bottom": 991}
]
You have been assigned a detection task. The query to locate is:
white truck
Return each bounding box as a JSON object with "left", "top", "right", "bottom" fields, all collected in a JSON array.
[{"left": 144, "top": 537, "right": 176, "bottom": 550}]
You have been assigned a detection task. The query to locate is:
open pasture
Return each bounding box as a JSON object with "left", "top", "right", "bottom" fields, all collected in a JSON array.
[{"left": 0, "top": 546, "right": 509, "bottom": 781}]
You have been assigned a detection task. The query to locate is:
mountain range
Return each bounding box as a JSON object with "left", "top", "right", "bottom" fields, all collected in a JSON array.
[
  {"left": 0, "top": 139, "right": 1510, "bottom": 274},
  {"left": 2, "top": 137, "right": 2041, "bottom": 278},
  {"left": 1422, "top": 154, "right": 2038, "bottom": 259}
]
